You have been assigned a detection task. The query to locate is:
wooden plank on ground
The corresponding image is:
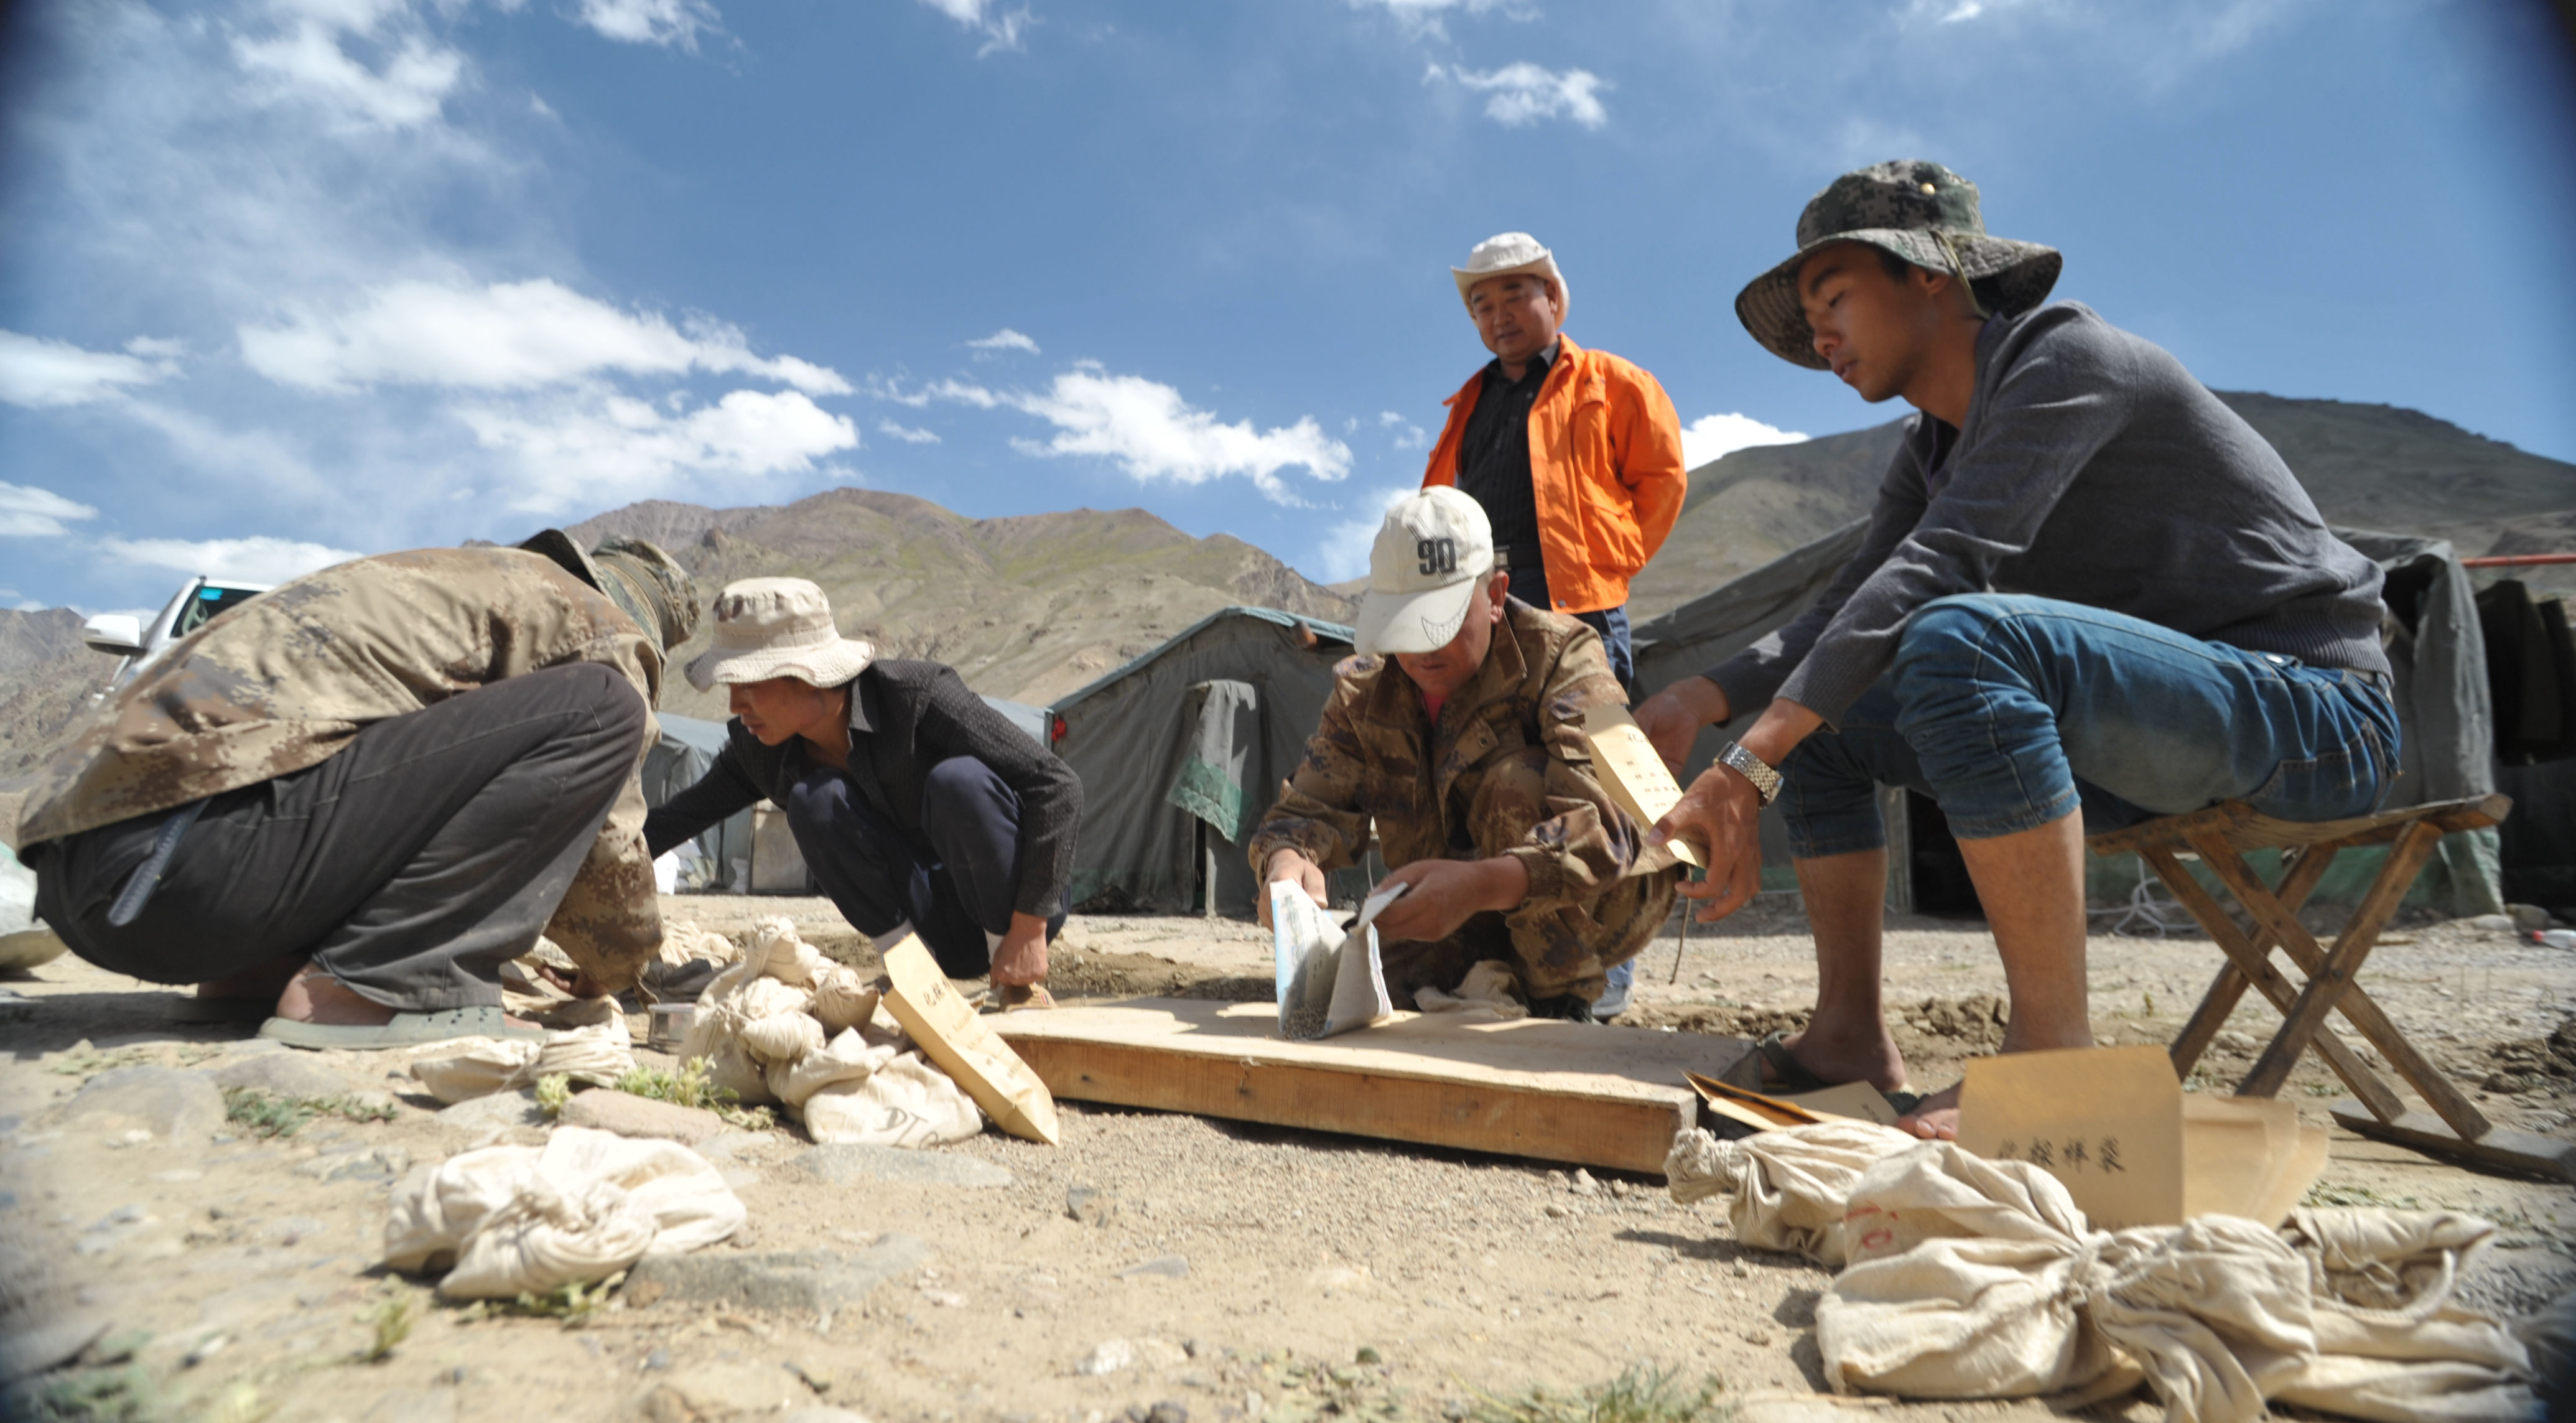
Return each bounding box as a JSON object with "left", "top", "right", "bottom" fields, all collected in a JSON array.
[
  {"left": 991, "top": 998, "right": 1761, "bottom": 1175},
  {"left": 2330, "top": 1101, "right": 2576, "bottom": 1184}
]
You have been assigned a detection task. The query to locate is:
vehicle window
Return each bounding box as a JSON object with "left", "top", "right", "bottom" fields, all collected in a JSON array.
[{"left": 171, "top": 585, "right": 261, "bottom": 639}]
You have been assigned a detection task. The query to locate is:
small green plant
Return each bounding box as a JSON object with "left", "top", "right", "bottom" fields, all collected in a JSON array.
[
  {"left": 2142, "top": 991, "right": 2155, "bottom": 1016},
  {"left": 358, "top": 1294, "right": 416, "bottom": 1363},
  {"left": 221, "top": 1087, "right": 394, "bottom": 1139},
  {"left": 533, "top": 1073, "right": 572, "bottom": 1119},
  {"left": 458, "top": 1271, "right": 626, "bottom": 1325},
  {"left": 613, "top": 1058, "right": 774, "bottom": 1131},
  {"left": 1467, "top": 1365, "right": 1729, "bottom": 1423},
  {"left": 2303, "top": 1181, "right": 2422, "bottom": 1210},
  {"left": 9, "top": 1363, "right": 161, "bottom": 1423}
]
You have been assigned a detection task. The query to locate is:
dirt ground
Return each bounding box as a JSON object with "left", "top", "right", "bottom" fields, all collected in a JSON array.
[{"left": 2, "top": 892, "right": 2572, "bottom": 1423}]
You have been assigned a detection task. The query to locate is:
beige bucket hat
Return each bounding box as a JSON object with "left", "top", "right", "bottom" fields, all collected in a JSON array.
[
  {"left": 684, "top": 578, "right": 876, "bottom": 693},
  {"left": 1451, "top": 232, "right": 1569, "bottom": 320}
]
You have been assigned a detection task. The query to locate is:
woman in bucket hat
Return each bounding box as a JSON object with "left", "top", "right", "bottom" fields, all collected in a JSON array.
[
  {"left": 1635, "top": 160, "right": 2399, "bottom": 1137},
  {"left": 644, "top": 579, "right": 1079, "bottom": 1007}
]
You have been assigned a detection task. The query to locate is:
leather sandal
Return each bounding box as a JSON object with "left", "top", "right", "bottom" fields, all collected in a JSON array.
[{"left": 258, "top": 1005, "right": 544, "bottom": 1050}]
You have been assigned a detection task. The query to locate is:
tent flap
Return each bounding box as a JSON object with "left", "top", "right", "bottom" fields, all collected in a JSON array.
[{"left": 1165, "top": 680, "right": 1260, "bottom": 842}]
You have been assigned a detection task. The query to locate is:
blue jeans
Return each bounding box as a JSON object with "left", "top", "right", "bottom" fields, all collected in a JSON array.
[
  {"left": 1780, "top": 595, "right": 2399, "bottom": 858},
  {"left": 1505, "top": 565, "right": 1632, "bottom": 690}
]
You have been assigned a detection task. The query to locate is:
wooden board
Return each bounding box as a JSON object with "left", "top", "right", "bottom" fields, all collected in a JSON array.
[
  {"left": 991, "top": 998, "right": 1760, "bottom": 1175},
  {"left": 2330, "top": 1100, "right": 2576, "bottom": 1184}
]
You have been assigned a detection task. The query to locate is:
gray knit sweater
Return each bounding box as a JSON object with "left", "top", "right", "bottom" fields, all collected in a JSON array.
[{"left": 1706, "top": 302, "right": 2389, "bottom": 726}]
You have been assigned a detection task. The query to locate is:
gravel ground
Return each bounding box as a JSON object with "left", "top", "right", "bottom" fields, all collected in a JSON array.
[{"left": 0, "top": 892, "right": 2569, "bottom": 1422}]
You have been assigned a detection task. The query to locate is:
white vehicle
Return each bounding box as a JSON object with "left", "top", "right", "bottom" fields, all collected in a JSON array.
[{"left": 81, "top": 576, "right": 274, "bottom": 694}]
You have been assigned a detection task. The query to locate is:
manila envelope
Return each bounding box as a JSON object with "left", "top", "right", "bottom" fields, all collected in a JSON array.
[
  {"left": 1687, "top": 1071, "right": 1900, "bottom": 1133},
  {"left": 1580, "top": 705, "right": 1704, "bottom": 870},
  {"left": 1956, "top": 1044, "right": 2328, "bottom": 1229},
  {"left": 879, "top": 934, "right": 1062, "bottom": 1146}
]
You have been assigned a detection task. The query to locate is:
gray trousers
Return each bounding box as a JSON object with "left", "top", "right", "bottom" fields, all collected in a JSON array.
[{"left": 32, "top": 663, "right": 648, "bottom": 1012}]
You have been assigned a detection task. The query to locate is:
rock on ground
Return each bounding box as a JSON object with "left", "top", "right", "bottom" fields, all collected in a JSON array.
[
  {"left": 61, "top": 1066, "right": 223, "bottom": 1142},
  {"left": 209, "top": 1050, "right": 366, "bottom": 1099},
  {"left": 559, "top": 1088, "right": 728, "bottom": 1145},
  {"left": 621, "top": 1236, "right": 931, "bottom": 1314}
]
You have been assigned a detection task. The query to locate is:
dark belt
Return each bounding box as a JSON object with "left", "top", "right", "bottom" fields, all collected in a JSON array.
[{"left": 1492, "top": 543, "right": 1541, "bottom": 572}]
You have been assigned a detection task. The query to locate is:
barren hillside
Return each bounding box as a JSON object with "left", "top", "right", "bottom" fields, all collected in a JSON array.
[
  {"left": 3, "top": 393, "right": 2568, "bottom": 799},
  {"left": 568, "top": 487, "right": 1357, "bottom": 721},
  {"left": 1625, "top": 392, "right": 2576, "bottom": 620}
]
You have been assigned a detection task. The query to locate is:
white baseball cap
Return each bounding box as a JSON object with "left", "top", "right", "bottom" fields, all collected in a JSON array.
[
  {"left": 1354, "top": 487, "right": 1499, "bottom": 656},
  {"left": 1452, "top": 231, "right": 1569, "bottom": 320}
]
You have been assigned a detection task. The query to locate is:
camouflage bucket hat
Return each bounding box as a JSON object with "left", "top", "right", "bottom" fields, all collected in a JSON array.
[
  {"left": 516, "top": 530, "right": 702, "bottom": 659},
  {"left": 1735, "top": 159, "right": 2062, "bottom": 369}
]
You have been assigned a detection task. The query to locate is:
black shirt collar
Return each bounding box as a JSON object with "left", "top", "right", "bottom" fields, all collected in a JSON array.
[{"left": 1482, "top": 340, "right": 1560, "bottom": 390}]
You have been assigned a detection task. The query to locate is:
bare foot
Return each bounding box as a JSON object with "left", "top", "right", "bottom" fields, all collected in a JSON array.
[
  {"left": 1771, "top": 1018, "right": 1910, "bottom": 1094},
  {"left": 272, "top": 966, "right": 395, "bottom": 1026},
  {"left": 273, "top": 966, "right": 541, "bottom": 1030},
  {"left": 195, "top": 954, "right": 305, "bottom": 1003},
  {"left": 1895, "top": 1083, "right": 1961, "bottom": 1140}
]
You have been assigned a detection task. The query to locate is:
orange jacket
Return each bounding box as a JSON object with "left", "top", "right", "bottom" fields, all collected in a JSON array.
[{"left": 1421, "top": 334, "right": 1687, "bottom": 615}]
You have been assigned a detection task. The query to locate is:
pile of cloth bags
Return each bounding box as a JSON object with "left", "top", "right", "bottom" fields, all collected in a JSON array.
[{"left": 1665, "top": 1121, "right": 2559, "bottom": 1422}]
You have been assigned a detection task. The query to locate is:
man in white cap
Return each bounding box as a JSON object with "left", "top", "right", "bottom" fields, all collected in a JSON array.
[
  {"left": 1246, "top": 489, "right": 1677, "bottom": 1020},
  {"left": 644, "top": 579, "right": 1080, "bottom": 1007}
]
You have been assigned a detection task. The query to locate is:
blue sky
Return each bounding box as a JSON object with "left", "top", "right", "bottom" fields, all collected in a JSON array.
[{"left": 2, "top": 0, "right": 2572, "bottom": 616}]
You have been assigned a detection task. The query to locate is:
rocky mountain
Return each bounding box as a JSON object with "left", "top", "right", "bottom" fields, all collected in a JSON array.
[
  {"left": 567, "top": 487, "right": 1357, "bottom": 721},
  {"left": 2, "top": 393, "right": 2568, "bottom": 803},
  {"left": 1624, "top": 392, "right": 2576, "bottom": 620}
]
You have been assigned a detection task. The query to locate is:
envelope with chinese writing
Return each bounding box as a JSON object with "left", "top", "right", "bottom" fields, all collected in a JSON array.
[
  {"left": 1955, "top": 1044, "right": 2328, "bottom": 1229},
  {"left": 1579, "top": 705, "right": 1705, "bottom": 871}
]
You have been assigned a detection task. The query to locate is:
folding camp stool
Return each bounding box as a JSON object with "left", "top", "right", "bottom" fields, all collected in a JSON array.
[{"left": 2086, "top": 792, "right": 2575, "bottom": 1182}]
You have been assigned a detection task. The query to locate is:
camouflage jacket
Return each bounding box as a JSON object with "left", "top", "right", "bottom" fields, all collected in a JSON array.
[
  {"left": 1248, "top": 600, "right": 1662, "bottom": 921},
  {"left": 13, "top": 548, "right": 666, "bottom": 989}
]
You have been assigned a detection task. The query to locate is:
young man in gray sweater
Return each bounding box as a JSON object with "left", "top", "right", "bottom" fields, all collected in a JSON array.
[{"left": 1635, "top": 160, "right": 2397, "bottom": 1137}]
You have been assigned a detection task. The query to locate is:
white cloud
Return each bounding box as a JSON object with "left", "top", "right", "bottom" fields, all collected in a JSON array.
[
  {"left": 915, "top": 0, "right": 1031, "bottom": 55},
  {"left": 1379, "top": 409, "right": 1427, "bottom": 451},
  {"left": 1427, "top": 62, "right": 1609, "bottom": 129},
  {"left": 456, "top": 388, "right": 860, "bottom": 513},
  {"left": 0, "top": 331, "right": 182, "bottom": 408},
  {"left": 967, "top": 328, "right": 1040, "bottom": 357},
  {"left": 1308, "top": 485, "right": 1418, "bottom": 584},
  {"left": 1681, "top": 413, "right": 1808, "bottom": 470},
  {"left": 0, "top": 483, "right": 101, "bottom": 538},
  {"left": 239, "top": 279, "right": 850, "bottom": 396},
  {"left": 867, "top": 375, "right": 1004, "bottom": 409},
  {"left": 876, "top": 419, "right": 942, "bottom": 444},
  {"left": 100, "top": 534, "right": 362, "bottom": 584},
  {"left": 574, "top": 0, "right": 721, "bottom": 49},
  {"left": 231, "top": 0, "right": 464, "bottom": 131},
  {"left": 1347, "top": 0, "right": 1529, "bottom": 40},
  {"left": 1005, "top": 369, "right": 1351, "bottom": 504}
]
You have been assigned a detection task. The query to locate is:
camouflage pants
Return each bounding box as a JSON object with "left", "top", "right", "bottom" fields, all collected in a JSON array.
[{"left": 1375, "top": 747, "right": 1676, "bottom": 1008}]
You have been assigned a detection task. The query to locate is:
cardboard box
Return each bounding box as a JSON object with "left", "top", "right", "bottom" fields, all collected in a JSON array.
[
  {"left": 1956, "top": 1045, "right": 2328, "bottom": 1229},
  {"left": 878, "top": 935, "right": 1061, "bottom": 1146}
]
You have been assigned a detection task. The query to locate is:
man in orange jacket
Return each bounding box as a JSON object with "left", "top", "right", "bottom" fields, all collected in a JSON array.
[{"left": 1422, "top": 232, "right": 1688, "bottom": 691}]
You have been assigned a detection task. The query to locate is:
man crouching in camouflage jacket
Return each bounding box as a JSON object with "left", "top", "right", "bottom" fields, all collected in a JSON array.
[
  {"left": 1248, "top": 488, "right": 1676, "bottom": 1020},
  {"left": 13, "top": 533, "right": 697, "bottom": 1050}
]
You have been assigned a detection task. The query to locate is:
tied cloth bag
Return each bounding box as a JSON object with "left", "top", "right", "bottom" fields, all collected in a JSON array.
[
  {"left": 383, "top": 1126, "right": 745, "bottom": 1299},
  {"left": 1664, "top": 1125, "right": 2541, "bottom": 1423},
  {"left": 410, "top": 1019, "right": 637, "bottom": 1104},
  {"left": 682, "top": 917, "right": 984, "bottom": 1148}
]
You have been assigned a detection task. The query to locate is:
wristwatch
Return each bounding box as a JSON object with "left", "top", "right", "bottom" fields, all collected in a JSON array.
[{"left": 1717, "top": 740, "right": 1783, "bottom": 805}]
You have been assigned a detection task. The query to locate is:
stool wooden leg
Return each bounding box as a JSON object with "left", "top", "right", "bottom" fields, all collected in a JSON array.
[
  {"left": 2185, "top": 829, "right": 2491, "bottom": 1142},
  {"left": 2141, "top": 847, "right": 2404, "bottom": 1121},
  {"left": 2165, "top": 845, "right": 2337, "bottom": 1078},
  {"left": 2239, "top": 821, "right": 2440, "bottom": 1099}
]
